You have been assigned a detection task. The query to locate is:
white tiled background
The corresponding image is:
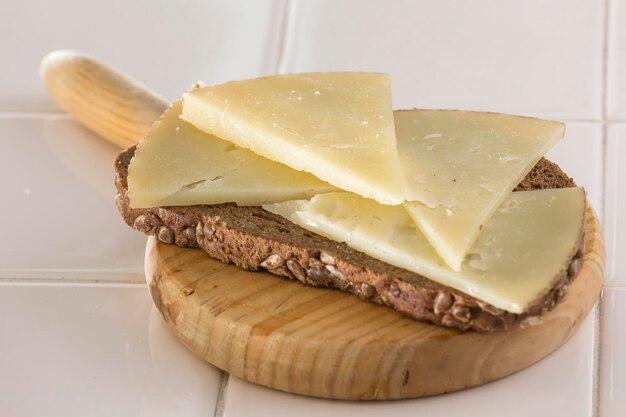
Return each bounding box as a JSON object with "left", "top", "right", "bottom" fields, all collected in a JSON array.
[{"left": 0, "top": 0, "right": 623, "bottom": 416}]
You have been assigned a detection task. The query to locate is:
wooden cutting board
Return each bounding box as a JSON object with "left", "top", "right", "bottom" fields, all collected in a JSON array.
[
  {"left": 40, "top": 51, "right": 605, "bottom": 400},
  {"left": 145, "top": 205, "right": 604, "bottom": 400}
]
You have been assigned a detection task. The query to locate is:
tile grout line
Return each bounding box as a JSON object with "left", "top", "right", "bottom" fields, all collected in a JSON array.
[
  {"left": 212, "top": 372, "right": 230, "bottom": 417},
  {"left": 0, "top": 110, "right": 68, "bottom": 119},
  {"left": 0, "top": 269, "right": 145, "bottom": 284},
  {"left": 0, "top": 109, "right": 626, "bottom": 125},
  {"left": 562, "top": 118, "right": 626, "bottom": 124},
  {"left": 0, "top": 280, "right": 146, "bottom": 289},
  {"left": 593, "top": 301, "right": 602, "bottom": 417},
  {"left": 263, "top": 0, "right": 289, "bottom": 75},
  {"left": 0, "top": 277, "right": 145, "bottom": 286},
  {"left": 604, "top": 285, "right": 626, "bottom": 291},
  {"left": 275, "top": 0, "right": 297, "bottom": 74},
  {"left": 594, "top": 0, "right": 612, "bottom": 415},
  {"left": 601, "top": 0, "right": 610, "bottom": 224}
]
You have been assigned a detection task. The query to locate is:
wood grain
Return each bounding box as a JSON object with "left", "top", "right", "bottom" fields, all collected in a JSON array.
[
  {"left": 40, "top": 50, "right": 167, "bottom": 148},
  {"left": 145, "top": 204, "right": 604, "bottom": 400}
]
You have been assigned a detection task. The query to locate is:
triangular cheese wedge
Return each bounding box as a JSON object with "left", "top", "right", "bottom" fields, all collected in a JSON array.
[
  {"left": 396, "top": 110, "right": 565, "bottom": 271},
  {"left": 264, "top": 188, "right": 585, "bottom": 313},
  {"left": 126, "top": 100, "right": 336, "bottom": 208},
  {"left": 181, "top": 73, "right": 404, "bottom": 205}
]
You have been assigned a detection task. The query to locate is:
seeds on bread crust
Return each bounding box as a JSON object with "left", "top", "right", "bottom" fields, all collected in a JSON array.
[
  {"left": 324, "top": 264, "right": 344, "bottom": 280},
  {"left": 451, "top": 305, "right": 471, "bottom": 323},
  {"left": 286, "top": 259, "right": 306, "bottom": 283},
  {"left": 568, "top": 258, "right": 582, "bottom": 278},
  {"left": 203, "top": 223, "right": 215, "bottom": 240},
  {"left": 133, "top": 214, "right": 152, "bottom": 233},
  {"left": 306, "top": 265, "right": 334, "bottom": 285},
  {"left": 320, "top": 251, "right": 336, "bottom": 265},
  {"left": 389, "top": 283, "right": 401, "bottom": 297},
  {"left": 433, "top": 292, "right": 453, "bottom": 315},
  {"left": 441, "top": 313, "right": 467, "bottom": 330},
  {"left": 183, "top": 226, "right": 196, "bottom": 241},
  {"left": 157, "top": 226, "right": 174, "bottom": 244},
  {"left": 261, "top": 254, "right": 285, "bottom": 269},
  {"left": 359, "top": 283, "right": 376, "bottom": 300},
  {"left": 115, "top": 172, "right": 124, "bottom": 189},
  {"left": 196, "top": 221, "right": 205, "bottom": 244}
]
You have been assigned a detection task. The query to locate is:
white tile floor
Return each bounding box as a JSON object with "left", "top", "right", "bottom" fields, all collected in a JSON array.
[
  {"left": 0, "top": 0, "right": 284, "bottom": 111},
  {"left": 0, "top": 0, "right": 624, "bottom": 416},
  {"left": 600, "top": 289, "right": 626, "bottom": 417},
  {"left": 0, "top": 116, "right": 146, "bottom": 280},
  {"left": 0, "top": 282, "right": 223, "bottom": 417},
  {"left": 281, "top": 0, "right": 604, "bottom": 120}
]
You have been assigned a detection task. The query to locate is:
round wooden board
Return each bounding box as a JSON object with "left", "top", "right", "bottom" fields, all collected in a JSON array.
[{"left": 145, "top": 205, "right": 605, "bottom": 400}]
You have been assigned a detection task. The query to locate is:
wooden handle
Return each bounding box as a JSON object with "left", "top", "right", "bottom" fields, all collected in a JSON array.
[{"left": 40, "top": 50, "right": 168, "bottom": 148}]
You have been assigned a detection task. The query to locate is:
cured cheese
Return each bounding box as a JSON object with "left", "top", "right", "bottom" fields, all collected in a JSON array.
[
  {"left": 263, "top": 188, "right": 585, "bottom": 313},
  {"left": 396, "top": 110, "right": 565, "bottom": 271},
  {"left": 181, "top": 73, "right": 404, "bottom": 205},
  {"left": 126, "top": 100, "right": 336, "bottom": 208}
]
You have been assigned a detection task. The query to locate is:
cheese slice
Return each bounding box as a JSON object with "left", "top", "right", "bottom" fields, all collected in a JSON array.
[
  {"left": 126, "top": 100, "right": 336, "bottom": 208},
  {"left": 264, "top": 188, "right": 585, "bottom": 313},
  {"left": 181, "top": 73, "right": 404, "bottom": 205},
  {"left": 396, "top": 110, "right": 565, "bottom": 271}
]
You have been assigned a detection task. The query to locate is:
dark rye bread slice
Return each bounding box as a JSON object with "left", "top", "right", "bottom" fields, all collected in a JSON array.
[{"left": 115, "top": 145, "right": 584, "bottom": 332}]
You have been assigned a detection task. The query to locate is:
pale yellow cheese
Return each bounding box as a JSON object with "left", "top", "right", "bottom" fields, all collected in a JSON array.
[
  {"left": 264, "top": 188, "right": 585, "bottom": 313},
  {"left": 126, "top": 100, "right": 336, "bottom": 208},
  {"left": 181, "top": 73, "right": 404, "bottom": 205},
  {"left": 396, "top": 110, "right": 565, "bottom": 271}
]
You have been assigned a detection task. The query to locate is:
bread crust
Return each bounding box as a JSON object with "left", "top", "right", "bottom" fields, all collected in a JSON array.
[{"left": 115, "top": 145, "right": 582, "bottom": 332}]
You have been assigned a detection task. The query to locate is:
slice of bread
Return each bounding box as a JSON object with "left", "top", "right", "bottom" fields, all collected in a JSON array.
[{"left": 115, "top": 145, "right": 583, "bottom": 332}]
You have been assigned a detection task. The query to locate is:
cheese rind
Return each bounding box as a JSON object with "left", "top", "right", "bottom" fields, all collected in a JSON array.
[
  {"left": 181, "top": 73, "right": 404, "bottom": 205},
  {"left": 396, "top": 110, "right": 565, "bottom": 271},
  {"left": 126, "top": 100, "right": 336, "bottom": 208},
  {"left": 263, "top": 188, "right": 585, "bottom": 313}
]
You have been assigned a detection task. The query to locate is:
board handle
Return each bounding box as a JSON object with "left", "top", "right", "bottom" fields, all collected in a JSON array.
[{"left": 40, "top": 50, "right": 168, "bottom": 148}]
